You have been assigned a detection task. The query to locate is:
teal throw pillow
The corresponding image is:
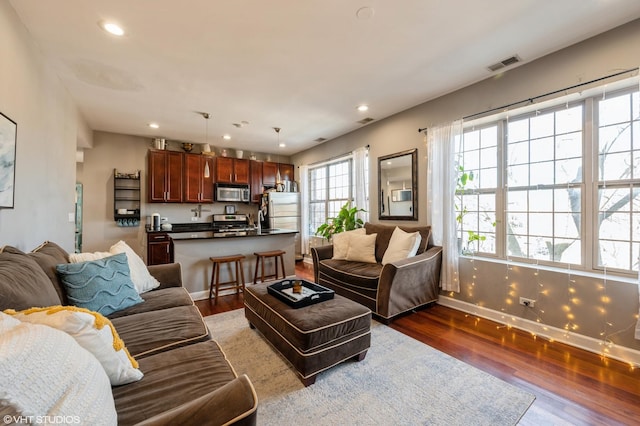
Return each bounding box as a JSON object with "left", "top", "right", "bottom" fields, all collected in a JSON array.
[{"left": 56, "top": 253, "right": 143, "bottom": 316}]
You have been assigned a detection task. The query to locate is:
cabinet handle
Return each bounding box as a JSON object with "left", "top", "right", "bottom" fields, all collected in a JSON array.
[
  {"left": 234, "top": 173, "right": 237, "bottom": 181},
  {"left": 229, "top": 173, "right": 232, "bottom": 181}
]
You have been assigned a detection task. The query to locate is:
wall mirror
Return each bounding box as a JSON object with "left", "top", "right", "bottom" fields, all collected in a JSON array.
[{"left": 378, "top": 148, "right": 418, "bottom": 221}]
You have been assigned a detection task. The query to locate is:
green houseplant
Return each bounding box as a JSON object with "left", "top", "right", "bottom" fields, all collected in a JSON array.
[
  {"left": 315, "top": 202, "right": 366, "bottom": 241},
  {"left": 455, "top": 166, "right": 489, "bottom": 253}
]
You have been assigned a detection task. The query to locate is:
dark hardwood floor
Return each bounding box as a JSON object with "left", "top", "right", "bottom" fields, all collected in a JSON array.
[{"left": 195, "top": 261, "right": 640, "bottom": 425}]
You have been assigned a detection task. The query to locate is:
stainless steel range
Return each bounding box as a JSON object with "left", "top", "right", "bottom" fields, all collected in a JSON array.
[{"left": 212, "top": 214, "right": 253, "bottom": 236}]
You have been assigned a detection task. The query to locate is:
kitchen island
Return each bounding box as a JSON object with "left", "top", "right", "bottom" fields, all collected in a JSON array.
[{"left": 147, "top": 225, "right": 298, "bottom": 299}]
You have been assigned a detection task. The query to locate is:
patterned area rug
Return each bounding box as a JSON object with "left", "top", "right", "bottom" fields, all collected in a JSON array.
[{"left": 205, "top": 309, "right": 535, "bottom": 426}]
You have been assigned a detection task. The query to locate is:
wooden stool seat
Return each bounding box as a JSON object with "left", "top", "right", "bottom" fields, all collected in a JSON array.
[
  {"left": 253, "top": 250, "right": 286, "bottom": 284},
  {"left": 209, "top": 254, "right": 246, "bottom": 304}
]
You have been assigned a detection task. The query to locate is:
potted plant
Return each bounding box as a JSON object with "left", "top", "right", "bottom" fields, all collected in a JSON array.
[{"left": 315, "top": 202, "right": 366, "bottom": 241}]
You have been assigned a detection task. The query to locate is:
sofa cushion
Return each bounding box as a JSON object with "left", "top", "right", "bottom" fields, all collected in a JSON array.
[
  {"left": 28, "top": 241, "right": 70, "bottom": 304},
  {"left": 7, "top": 306, "right": 143, "bottom": 386},
  {"left": 365, "top": 223, "right": 431, "bottom": 262},
  {"left": 332, "top": 228, "right": 366, "bottom": 260},
  {"left": 71, "top": 241, "right": 161, "bottom": 294},
  {"left": 111, "top": 305, "right": 210, "bottom": 358},
  {"left": 56, "top": 253, "right": 144, "bottom": 316},
  {"left": 112, "top": 340, "right": 238, "bottom": 426},
  {"left": 381, "top": 227, "right": 422, "bottom": 265},
  {"left": 107, "top": 287, "right": 194, "bottom": 319},
  {"left": 317, "top": 259, "right": 382, "bottom": 311},
  {"left": 0, "top": 312, "right": 117, "bottom": 425},
  {"left": 345, "top": 233, "right": 377, "bottom": 263},
  {"left": 0, "top": 246, "right": 62, "bottom": 310},
  {"left": 110, "top": 241, "right": 161, "bottom": 293}
]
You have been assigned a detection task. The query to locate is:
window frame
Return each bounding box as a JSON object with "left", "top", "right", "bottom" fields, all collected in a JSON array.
[
  {"left": 458, "top": 83, "right": 639, "bottom": 277},
  {"left": 307, "top": 157, "right": 354, "bottom": 236}
]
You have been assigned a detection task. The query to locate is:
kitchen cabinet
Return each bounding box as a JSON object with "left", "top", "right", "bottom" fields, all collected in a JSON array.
[
  {"left": 147, "top": 233, "right": 174, "bottom": 265},
  {"left": 279, "top": 163, "right": 294, "bottom": 182},
  {"left": 262, "top": 161, "right": 278, "bottom": 186},
  {"left": 113, "top": 169, "right": 140, "bottom": 226},
  {"left": 215, "top": 157, "right": 249, "bottom": 184},
  {"left": 250, "top": 160, "right": 263, "bottom": 203},
  {"left": 148, "top": 150, "right": 183, "bottom": 202},
  {"left": 184, "top": 153, "right": 214, "bottom": 203},
  {"left": 262, "top": 161, "right": 295, "bottom": 186}
]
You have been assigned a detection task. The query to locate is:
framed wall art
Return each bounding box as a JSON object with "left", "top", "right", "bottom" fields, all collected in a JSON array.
[{"left": 0, "top": 112, "right": 17, "bottom": 209}]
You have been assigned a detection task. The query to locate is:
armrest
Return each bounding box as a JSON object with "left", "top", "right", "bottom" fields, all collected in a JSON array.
[
  {"left": 147, "top": 263, "right": 183, "bottom": 289},
  {"left": 376, "top": 246, "right": 443, "bottom": 319},
  {"left": 311, "top": 245, "right": 333, "bottom": 283},
  {"left": 135, "top": 374, "right": 258, "bottom": 426}
]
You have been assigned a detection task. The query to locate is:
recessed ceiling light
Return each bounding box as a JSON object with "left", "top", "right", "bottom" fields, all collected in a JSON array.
[
  {"left": 100, "top": 21, "right": 125, "bottom": 36},
  {"left": 148, "top": 123, "right": 159, "bottom": 129},
  {"left": 223, "top": 134, "right": 231, "bottom": 140},
  {"left": 279, "top": 143, "right": 286, "bottom": 148},
  {"left": 357, "top": 105, "right": 369, "bottom": 112}
]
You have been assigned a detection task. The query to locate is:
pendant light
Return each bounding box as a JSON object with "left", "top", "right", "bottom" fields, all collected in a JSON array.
[
  {"left": 274, "top": 127, "right": 282, "bottom": 184},
  {"left": 202, "top": 112, "right": 211, "bottom": 178}
]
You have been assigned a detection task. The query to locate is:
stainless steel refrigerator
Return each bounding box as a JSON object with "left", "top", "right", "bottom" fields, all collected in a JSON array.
[{"left": 261, "top": 192, "right": 301, "bottom": 260}]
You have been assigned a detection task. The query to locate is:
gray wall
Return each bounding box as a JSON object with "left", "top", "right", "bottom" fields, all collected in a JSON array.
[
  {"left": 292, "top": 19, "right": 640, "bottom": 351},
  {"left": 0, "top": 2, "right": 85, "bottom": 252}
]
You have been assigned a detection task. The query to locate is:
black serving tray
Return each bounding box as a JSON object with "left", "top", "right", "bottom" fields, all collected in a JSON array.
[{"left": 267, "top": 279, "right": 335, "bottom": 308}]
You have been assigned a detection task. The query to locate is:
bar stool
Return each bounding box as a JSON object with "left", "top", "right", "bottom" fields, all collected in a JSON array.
[
  {"left": 253, "top": 250, "right": 286, "bottom": 284},
  {"left": 209, "top": 254, "right": 246, "bottom": 304}
]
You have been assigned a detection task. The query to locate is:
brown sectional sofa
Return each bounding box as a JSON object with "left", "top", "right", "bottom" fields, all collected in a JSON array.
[
  {"left": 0, "top": 242, "right": 257, "bottom": 426},
  {"left": 312, "top": 223, "right": 442, "bottom": 322}
]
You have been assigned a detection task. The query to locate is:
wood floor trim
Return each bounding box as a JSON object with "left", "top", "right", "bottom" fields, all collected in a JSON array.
[{"left": 439, "top": 295, "right": 640, "bottom": 366}]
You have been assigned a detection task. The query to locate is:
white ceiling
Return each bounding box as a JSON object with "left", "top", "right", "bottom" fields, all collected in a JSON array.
[{"left": 9, "top": 0, "right": 640, "bottom": 155}]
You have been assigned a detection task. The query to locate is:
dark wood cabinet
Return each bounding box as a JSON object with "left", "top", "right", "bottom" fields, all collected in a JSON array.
[
  {"left": 148, "top": 150, "right": 183, "bottom": 203},
  {"left": 279, "top": 163, "right": 294, "bottom": 182},
  {"left": 262, "top": 161, "right": 294, "bottom": 186},
  {"left": 250, "top": 160, "right": 263, "bottom": 203},
  {"left": 184, "top": 154, "right": 214, "bottom": 203},
  {"left": 215, "top": 157, "right": 249, "bottom": 184},
  {"left": 262, "top": 161, "right": 278, "bottom": 186},
  {"left": 147, "top": 233, "right": 173, "bottom": 265}
]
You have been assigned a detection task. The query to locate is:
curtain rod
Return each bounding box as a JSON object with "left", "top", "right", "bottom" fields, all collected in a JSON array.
[{"left": 417, "top": 67, "right": 639, "bottom": 133}]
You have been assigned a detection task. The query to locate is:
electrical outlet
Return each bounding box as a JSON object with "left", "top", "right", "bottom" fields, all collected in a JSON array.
[{"left": 519, "top": 297, "right": 535, "bottom": 308}]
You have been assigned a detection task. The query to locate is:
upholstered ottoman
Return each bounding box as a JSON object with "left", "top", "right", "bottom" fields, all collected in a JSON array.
[{"left": 244, "top": 283, "right": 371, "bottom": 386}]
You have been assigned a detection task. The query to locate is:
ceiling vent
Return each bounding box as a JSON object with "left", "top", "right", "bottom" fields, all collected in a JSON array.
[
  {"left": 487, "top": 55, "right": 521, "bottom": 72},
  {"left": 357, "top": 117, "right": 375, "bottom": 125},
  {"left": 314, "top": 137, "right": 327, "bottom": 143}
]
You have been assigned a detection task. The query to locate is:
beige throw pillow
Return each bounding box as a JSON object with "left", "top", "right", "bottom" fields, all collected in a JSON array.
[
  {"left": 345, "top": 233, "right": 378, "bottom": 263},
  {"left": 332, "top": 228, "right": 366, "bottom": 260},
  {"left": 381, "top": 227, "right": 422, "bottom": 265}
]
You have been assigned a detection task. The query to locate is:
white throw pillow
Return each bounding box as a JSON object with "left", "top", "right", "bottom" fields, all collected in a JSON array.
[
  {"left": 69, "top": 251, "right": 111, "bottom": 263},
  {"left": 382, "top": 227, "right": 422, "bottom": 265},
  {"left": 345, "top": 233, "right": 378, "bottom": 263},
  {"left": 110, "top": 240, "right": 160, "bottom": 293},
  {"left": 0, "top": 312, "right": 117, "bottom": 425},
  {"left": 332, "top": 228, "right": 366, "bottom": 260},
  {"left": 6, "top": 306, "right": 143, "bottom": 386}
]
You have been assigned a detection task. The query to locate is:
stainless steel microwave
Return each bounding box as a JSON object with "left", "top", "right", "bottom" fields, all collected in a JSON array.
[{"left": 215, "top": 183, "right": 250, "bottom": 203}]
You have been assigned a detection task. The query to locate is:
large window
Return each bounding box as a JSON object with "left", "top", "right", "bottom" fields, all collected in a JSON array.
[
  {"left": 456, "top": 83, "right": 639, "bottom": 275},
  {"left": 596, "top": 90, "right": 640, "bottom": 272},
  {"left": 308, "top": 158, "right": 353, "bottom": 235}
]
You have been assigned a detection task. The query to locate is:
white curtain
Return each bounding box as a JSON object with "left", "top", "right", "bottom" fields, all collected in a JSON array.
[
  {"left": 426, "top": 120, "right": 463, "bottom": 292},
  {"left": 353, "top": 146, "right": 370, "bottom": 224},
  {"left": 299, "top": 164, "right": 310, "bottom": 256}
]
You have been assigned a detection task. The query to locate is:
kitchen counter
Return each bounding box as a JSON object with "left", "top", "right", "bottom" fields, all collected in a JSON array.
[
  {"left": 146, "top": 223, "right": 297, "bottom": 240},
  {"left": 169, "top": 228, "right": 297, "bottom": 240},
  {"left": 146, "top": 223, "right": 297, "bottom": 298}
]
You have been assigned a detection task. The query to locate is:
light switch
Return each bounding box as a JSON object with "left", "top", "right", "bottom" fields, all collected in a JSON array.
[{"left": 68, "top": 213, "right": 75, "bottom": 222}]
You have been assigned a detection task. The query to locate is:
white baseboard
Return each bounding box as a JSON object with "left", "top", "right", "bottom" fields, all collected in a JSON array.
[
  {"left": 190, "top": 274, "right": 297, "bottom": 301},
  {"left": 438, "top": 296, "right": 640, "bottom": 366}
]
